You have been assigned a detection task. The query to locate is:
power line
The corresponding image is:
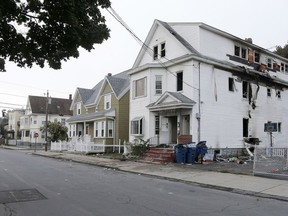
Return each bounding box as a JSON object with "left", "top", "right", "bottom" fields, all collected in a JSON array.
[
  {"left": 0, "top": 102, "right": 25, "bottom": 106},
  {"left": 106, "top": 7, "right": 199, "bottom": 91},
  {"left": 0, "top": 92, "right": 27, "bottom": 98}
]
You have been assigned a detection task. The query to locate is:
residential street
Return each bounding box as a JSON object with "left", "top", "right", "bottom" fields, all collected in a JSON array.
[{"left": 0, "top": 148, "right": 287, "bottom": 216}]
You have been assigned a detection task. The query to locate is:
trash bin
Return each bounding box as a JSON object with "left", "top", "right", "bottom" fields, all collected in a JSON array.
[
  {"left": 175, "top": 144, "right": 187, "bottom": 164},
  {"left": 186, "top": 143, "right": 196, "bottom": 164},
  {"left": 195, "top": 141, "right": 208, "bottom": 164}
]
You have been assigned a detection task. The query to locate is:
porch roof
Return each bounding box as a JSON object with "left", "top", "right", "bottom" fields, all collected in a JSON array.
[
  {"left": 146, "top": 92, "right": 196, "bottom": 112},
  {"left": 67, "top": 109, "right": 115, "bottom": 123}
]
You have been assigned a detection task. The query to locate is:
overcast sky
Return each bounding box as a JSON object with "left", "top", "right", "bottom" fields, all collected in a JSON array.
[{"left": 1, "top": 0, "right": 287, "bottom": 114}]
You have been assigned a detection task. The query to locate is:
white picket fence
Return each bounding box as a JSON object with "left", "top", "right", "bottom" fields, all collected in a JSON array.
[{"left": 51, "top": 136, "right": 125, "bottom": 154}]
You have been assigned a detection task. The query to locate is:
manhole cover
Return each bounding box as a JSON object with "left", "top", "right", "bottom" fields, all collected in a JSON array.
[{"left": 0, "top": 189, "right": 47, "bottom": 204}]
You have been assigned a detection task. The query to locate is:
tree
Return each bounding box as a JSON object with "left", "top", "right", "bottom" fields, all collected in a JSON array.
[
  {"left": 46, "top": 122, "right": 68, "bottom": 142},
  {"left": 0, "top": 0, "right": 111, "bottom": 72},
  {"left": 274, "top": 44, "right": 288, "bottom": 59}
]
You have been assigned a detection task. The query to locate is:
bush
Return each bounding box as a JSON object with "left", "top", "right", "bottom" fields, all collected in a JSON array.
[{"left": 129, "top": 139, "right": 150, "bottom": 156}]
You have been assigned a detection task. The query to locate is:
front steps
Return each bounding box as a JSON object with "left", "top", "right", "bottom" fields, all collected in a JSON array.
[{"left": 139, "top": 147, "right": 175, "bottom": 164}]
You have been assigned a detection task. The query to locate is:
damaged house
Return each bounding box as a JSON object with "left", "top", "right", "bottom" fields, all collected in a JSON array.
[{"left": 128, "top": 20, "right": 288, "bottom": 153}]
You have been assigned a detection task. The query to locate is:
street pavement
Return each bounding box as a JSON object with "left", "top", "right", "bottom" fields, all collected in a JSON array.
[{"left": 1, "top": 145, "right": 288, "bottom": 202}]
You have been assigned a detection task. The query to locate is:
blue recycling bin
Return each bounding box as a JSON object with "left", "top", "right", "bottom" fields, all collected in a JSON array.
[
  {"left": 195, "top": 141, "right": 208, "bottom": 163},
  {"left": 186, "top": 145, "right": 196, "bottom": 164},
  {"left": 175, "top": 145, "right": 187, "bottom": 164}
]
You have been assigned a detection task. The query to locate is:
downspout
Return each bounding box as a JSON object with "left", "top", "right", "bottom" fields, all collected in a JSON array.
[{"left": 197, "top": 62, "right": 201, "bottom": 143}]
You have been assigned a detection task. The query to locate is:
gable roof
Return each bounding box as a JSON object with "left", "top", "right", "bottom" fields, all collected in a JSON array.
[
  {"left": 74, "top": 70, "right": 130, "bottom": 109},
  {"left": 28, "top": 95, "right": 72, "bottom": 115},
  {"left": 147, "top": 91, "right": 196, "bottom": 111}
]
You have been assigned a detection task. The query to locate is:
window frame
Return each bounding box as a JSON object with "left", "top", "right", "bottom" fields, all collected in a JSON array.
[
  {"left": 131, "top": 117, "right": 143, "bottom": 136},
  {"left": 155, "top": 116, "right": 160, "bottom": 135},
  {"left": 176, "top": 71, "right": 183, "bottom": 92},
  {"left": 155, "top": 75, "right": 162, "bottom": 95},
  {"left": 228, "top": 77, "right": 235, "bottom": 92},
  {"left": 77, "top": 102, "right": 81, "bottom": 115},
  {"left": 133, "top": 77, "right": 147, "bottom": 99},
  {"left": 104, "top": 94, "right": 111, "bottom": 110}
]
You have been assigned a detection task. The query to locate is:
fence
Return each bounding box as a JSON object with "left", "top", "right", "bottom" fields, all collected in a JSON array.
[
  {"left": 253, "top": 147, "right": 288, "bottom": 179},
  {"left": 51, "top": 136, "right": 125, "bottom": 154}
]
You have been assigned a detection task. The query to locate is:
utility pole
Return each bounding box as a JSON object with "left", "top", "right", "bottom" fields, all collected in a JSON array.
[{"left": 45, "top": 90, "right": 49, "bottom": 151}]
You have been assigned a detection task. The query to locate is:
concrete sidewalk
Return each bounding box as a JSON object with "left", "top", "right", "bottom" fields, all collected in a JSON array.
[
  {"left": 30, "top": 150, "right": 288, "bottom": 202},
  {"left": 1, "top": 146, "right": 288, "bottom": 202}
]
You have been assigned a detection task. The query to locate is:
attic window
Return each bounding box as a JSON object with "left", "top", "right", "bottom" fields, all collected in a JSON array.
[
  {"left": 153, "top": 42, "right": 166, "bottom": 60},
  {"left": 153, "top": 45, "right": 158, "bottom": 60}
]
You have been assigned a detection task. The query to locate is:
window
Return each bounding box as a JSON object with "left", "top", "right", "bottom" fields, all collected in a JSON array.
[
  {"left": 285, "top": 64, "right": 288, "bottom": 73},
  {"left": 133, "top": 77, "right": 147, "bottom": 98},
  {"left": 77, "top": 103, "right": 81, "bottom": 115},
  {"left": 104, "top": 94, "right": 111, "bottom": 110},
  {"left": 153, "top": 42, "right": 166, "bottom": 60},
  {"left": 242, "top": 81, "right": 248, "bottom": 99},
  {"left": 155, "top": 116, "right": 159, "bottom": 135},
  {"left": 94, "top": 121, "right": 105, "bottom": 138},
  {"left": 131, "top": 117, "right": 143, "bottom": 135},
  {"left": 153, "top": 45, "right": 158, "bottom": 60},
  {"left": 177, "top": 72, "right": 183, "bottom": 91},
  {"left": 25, "top": 130, "right": 30, "bottom": 137},
  {"left": 228, "top": 77, "right": 235, "bottom": 92},
  {"left": 160, "top": 42, "right": 166, "bottom": 57},
  {"left": 61, "top": 119, "right": 66, "bottom": 125},
  {"left": 254, "top": 52, "right": 260, "bottom": 63},
  {"left": 278, "top": 122, "right": 282, "bottom": 133},
  {"left": 33, "top": 120, "right": 37, "bottom": 124},
  {"left": 241, "top": 47, "right": 247, "bottom": 59},
  {"left": 267, "top": 58, "right": 272, "bottom": 69},
  {"left": 267, "top": 88, "right": 271, "bottom": 97},
  {"left": 155, "top": 75, "right": 162, "bottom": 95},
  {"left": 281, "top": 63, "right": 285, "bottom": 72},
  {"left": 234, "top": 45, "right": 240, "bottom": 56},
  {"left": 108, "top": 121, "right": 113, "bottom": 137},
  {"left": 276, "top": 90, "right": 281, "bottom": 99},
  {"left": 85, "top": 125, "right": 89, "bottom": 135}
]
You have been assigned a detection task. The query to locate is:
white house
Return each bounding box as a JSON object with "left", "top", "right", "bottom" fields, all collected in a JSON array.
[
  {"left": 7, "top": 109, "right": 25, "bottom": 139},
  {"left": 20, "top": 95, "right": 72, "bottom": 144},
  {"left": 128, "top": 20, "right": 288, "bottom": 152}
]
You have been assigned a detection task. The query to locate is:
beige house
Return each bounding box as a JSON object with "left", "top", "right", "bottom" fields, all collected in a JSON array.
[{"left": 67, "top": 71, "right": 130, "bottom": 146}]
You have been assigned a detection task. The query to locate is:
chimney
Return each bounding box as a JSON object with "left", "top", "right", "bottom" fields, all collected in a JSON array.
[
  {"left": 245, "top": 38, "right": 253, "bottom": 44},
  {"left": 107, "top": 73, "right": 112, "bottom": 76},
  {"left": 69, "top": 94, "right": 72, "bottom": 100}
]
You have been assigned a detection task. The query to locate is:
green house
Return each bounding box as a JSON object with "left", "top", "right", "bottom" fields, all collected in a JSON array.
[{"left": 67, "top": 71, "right": 130, "bottom": 148}]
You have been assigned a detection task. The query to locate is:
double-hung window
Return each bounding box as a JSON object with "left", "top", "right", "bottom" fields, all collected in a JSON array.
[
  {"left": 95, "top": 121, "right": 106, "bottom": 138},
  {"left": 108, "top": 121, "right": 113, "bottom": 137},
  {"left": 77, "top": 103, "right": 81, "bottom": 115},
  {"left": 155, "top": 75, "right": 162, "bottom": 95},
  {"left": 104, "top": 94, "right": 111, "bottom": 110}
]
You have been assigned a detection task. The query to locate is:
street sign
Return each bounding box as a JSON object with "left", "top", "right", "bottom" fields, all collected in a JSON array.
[{"left": 34, "top": 132, "right": 39, "bottom": 138}]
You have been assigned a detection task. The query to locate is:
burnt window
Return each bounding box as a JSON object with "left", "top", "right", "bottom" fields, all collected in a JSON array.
[
  {"left": 242, "top": 81, "right": 248, "bottom": 99},
  {"left": 234, "top": 45, "right": 240, "bottom": 56},
  {"left": 254, "top": 52, "right": 260, "bottom": 63},
  {"left": 160, "top": 42, "right": 166, "bottom": 57},
  {"left": 267, "top": 88, "right": 271, "bottom": 97},
  {"left": 267, "top": 58, "right": 272, "bottom": 69},
  {"left": 276, "top": 90, "right": 281, "bottom": 99},
  {"left": 228, "top": 77, "right": 235, "bottom": 92},
  {"left": 177, "top": 72, "right": 183, "bottom": 91},
  {"left": 241, "top": 48, "right": 247, "bottom": 59},
  {"left": 153, "top": 45, "right": 158, "bottom": 60}
]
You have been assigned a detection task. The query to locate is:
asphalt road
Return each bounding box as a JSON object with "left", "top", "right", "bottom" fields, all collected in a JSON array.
[{"left": 0, "top": 149, "right": 287, "bottom": 216}]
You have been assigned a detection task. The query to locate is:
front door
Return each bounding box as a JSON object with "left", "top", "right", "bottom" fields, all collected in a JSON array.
[{"left": 169, "top": 116, "right": 177, "bottom": 144}]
